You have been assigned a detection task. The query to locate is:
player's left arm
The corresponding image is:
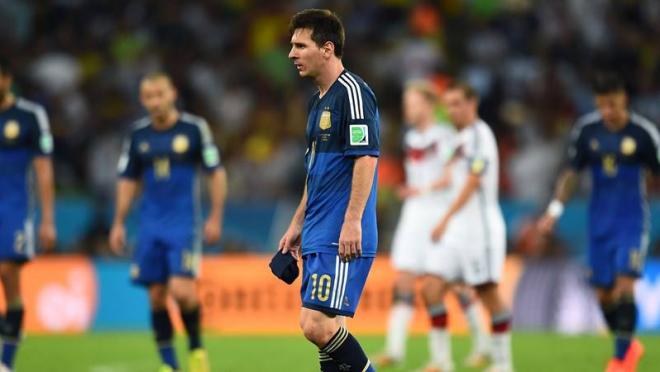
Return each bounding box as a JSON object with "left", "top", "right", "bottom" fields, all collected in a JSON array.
[
  {"left": 340, "top": 155, "right": 378, "bottom": 261},
  {"left": 33, "top": 156, "right": 56, "bottom": 251},
  {"left": 197, "top": 118, "right": 225, "bottom": 244},
  {"left": 204, "top": 167, "right": 227, "bottom": 244},
  {"left": 339, "top": 80, "right": 380, "bottom": 261},
  {"left": 31, "top": 107, "right": 56, "bottom": 251}
]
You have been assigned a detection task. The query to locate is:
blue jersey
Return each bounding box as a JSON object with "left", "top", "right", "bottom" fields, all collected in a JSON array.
[
  {"left": 569, "top": 111, "right": 660, "bottom": 239},
  {"left": 302, "top": 70, "right": 380, "bottom": 257},
  {"left": 0, "top": 98, "right": 53, "bottom": 217},
  {"left": 118, "top": 112, "right": 221, "bottom": 230}
]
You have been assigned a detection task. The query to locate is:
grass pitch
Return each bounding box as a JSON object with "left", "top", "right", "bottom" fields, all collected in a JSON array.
[{"left": 17, "top": 332, "right": 660, "bottom": 371}]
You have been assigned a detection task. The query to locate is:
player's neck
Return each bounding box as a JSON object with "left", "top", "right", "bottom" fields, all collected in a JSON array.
[
  {"left": 604, "top": 112, "right": 630, "bottom": 132},
  {"left": 456, "top": 115, "right": 478, "bottom": 131},
  {"left": 416, "top": 118, "right": 434, "bottom": 132},
  {"left": 316, "top": 60, "right": 344, "bottom": 98},
  {"left": 0, "top": 93, "right": 15, "bottom": 111},
  {"left": 151, "top": 108, "right": 179, "bottom": 130}
]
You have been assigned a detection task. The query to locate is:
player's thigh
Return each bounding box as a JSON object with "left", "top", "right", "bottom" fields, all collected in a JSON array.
[
  {"left": 0, "top": 215, "right": 34, "bottom": 262},
  {"left": 0, "top": 261, "right": 23, "bottom": 301},
  {"left": 299, "top": 307, "right": 343, "bottom": 345},
  {"left": 301, "top": 253, "right": 374, "bottom": 318},
  {"left": 164, "top": 229, "right": 201, "bottom": 279},
  {"left": 461, "top": 221, "right": 506, "bottom": 286},
  {"left": 131, "top": 231, "right": 168, "bottom": 286},
  {"left": 588, "top": 236, "right": 616, "bottom": 289}
]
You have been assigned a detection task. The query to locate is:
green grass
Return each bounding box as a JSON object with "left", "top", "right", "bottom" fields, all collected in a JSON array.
[{"left": 15, "top": 332, "right": 660, "bottom": 371}]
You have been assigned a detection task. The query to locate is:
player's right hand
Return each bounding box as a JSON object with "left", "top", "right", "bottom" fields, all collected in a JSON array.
[
  {"left": 109, "top": 224, "right": 126, "bottom": 255},
  {"left": 537, "top": 214, "right": 557, "bottom": 235},
  {"left": 279, "top": 224, "right": 302, "bottom": 260}
]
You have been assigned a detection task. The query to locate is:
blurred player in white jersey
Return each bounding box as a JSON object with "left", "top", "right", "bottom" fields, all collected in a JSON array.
[
  {"left": 375, "top": 81, "right": 489, "bottom": 368},
  {"left": 420, "top": 82, "right": 512, "bottom": 372}
]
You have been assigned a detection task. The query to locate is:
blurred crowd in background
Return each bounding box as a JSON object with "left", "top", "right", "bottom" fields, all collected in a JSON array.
[{"left": 2, "top": 0, "right": 660, "bottom": 256}]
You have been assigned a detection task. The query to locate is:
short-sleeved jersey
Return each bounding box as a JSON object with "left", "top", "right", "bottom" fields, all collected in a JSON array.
[
  {"left": 568, "top": 111, "right": 660, "bottom": 237},
  {"left": 117, "top": 112, "right": 221, "bottom": 229},
  {"left": 302, "top": 70, "right": 380, "bottom": 257},
  {"left": 0, "top": 98, "right": 53, "bottom": 216},
  {"left": 448, "top": 120, "right": 503, "bottom": 225},
  {"left": 404, "top": 124, "right": 455, "bottom": 188}
]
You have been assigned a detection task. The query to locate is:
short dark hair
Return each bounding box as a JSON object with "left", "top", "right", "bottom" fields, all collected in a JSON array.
[
  {"left": 592, "top": 72, "right": 626, "bottom": 95},
  {"left": 289, "top": 9, "right": 345, "bottom": 58},
  {"left": 0, "top": 55, "right": 10, "bottom": 76},
  {"left": 446, "top": 81, "right": 479, "bottom": 101}
]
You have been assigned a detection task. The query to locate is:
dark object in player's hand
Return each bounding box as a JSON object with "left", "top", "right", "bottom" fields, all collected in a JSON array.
[{"left": 269, "top": 250, "right": 300, "bottom": 284}]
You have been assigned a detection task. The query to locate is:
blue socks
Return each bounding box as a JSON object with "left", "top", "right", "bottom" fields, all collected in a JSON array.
[{"left": 614, "top": 295, "right": 637, "bottom": 360}]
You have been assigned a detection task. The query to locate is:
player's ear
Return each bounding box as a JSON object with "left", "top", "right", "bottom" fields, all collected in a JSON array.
[{"left": 321, "top": 41, "right": 335, "bottom": 58}]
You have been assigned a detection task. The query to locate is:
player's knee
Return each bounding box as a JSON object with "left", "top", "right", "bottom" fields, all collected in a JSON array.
[
  {"left": 170, "top": 288, "right": 198, "bottom": 309},
  {"left": 421, "top": 276, "right": 444, "bottom": 302},
  {"left": 614, "top": 276, "right": 636, "bottom": 298},
  {"left": 395, "top": 271, "right": 416, "bottom": 293},
  {"left": 149, "top": 286, "right": 168, "bottom": 309},
  {"left": 299, "top": 313, "right": 336, "bottom": 346}
]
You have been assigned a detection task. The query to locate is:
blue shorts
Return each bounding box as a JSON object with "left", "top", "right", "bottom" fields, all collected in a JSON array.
[
  {"left": 0, "top": 214, "right": 34, "bottom": 262},
  {"left": 588, "top": 231, "right": 647, "bottom": 288},
  {"left": 131, "top": 227, "right": 201, "bottom": 286},
  {"left": 301, "top": 252, "right": 374, "bottom": 317}
]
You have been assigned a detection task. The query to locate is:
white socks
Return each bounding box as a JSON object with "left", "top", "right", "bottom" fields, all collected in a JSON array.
[
  {"left": 384, "top": 302, "right": 414, "bottom": 360},
  {"left": 463, "top": 301, "right": 490, "bottom": 354},
  {"left": 429, "top": 328, "right": 453, "bottom": 369},
  {"left": 491, "top": 332, "right": 512, "bottom": 371}
]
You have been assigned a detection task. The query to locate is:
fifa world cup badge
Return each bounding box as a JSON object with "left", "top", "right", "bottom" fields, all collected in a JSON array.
[
  {"left": 319, "top": 110, "right": 332, "bottom": 130},
  {"left": 172, "top": 134, "right": 189, "bottom": 153},
  {"left": 3, "top": 120, "right": 20, "bottom": 140},
  {"left": 620, "top": 136, "right": 636, "bottom": 156}
]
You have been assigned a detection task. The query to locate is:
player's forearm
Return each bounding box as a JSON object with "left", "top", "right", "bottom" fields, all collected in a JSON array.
[
  {"left": 554, "top": 169, "right": 578, "bottom": 203},
  {"left": 207, "top": 168, "right": 227, "bottom": 221},
  {"left": 113, "top": 179, "right": 138, "bottom": 225},
  {"left": 443, "top": 174, "right": 480, "bottom": 220},
  {"left": 33, "top": 157, "right": 55, "bottom": 223},
  {"left": 290, "top": 185, "right": 308, "bottom": 228},
  {"left": 344, "top": 156, "right": 378, "bottom": 222}
]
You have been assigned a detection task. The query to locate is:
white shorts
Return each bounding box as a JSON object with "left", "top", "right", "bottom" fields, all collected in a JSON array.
[
  {"left": 424, "top": 212, "right": 506, "bottom": 285},
  {"left": 391, "top": 198, "right": 446, "bottom": 274}
]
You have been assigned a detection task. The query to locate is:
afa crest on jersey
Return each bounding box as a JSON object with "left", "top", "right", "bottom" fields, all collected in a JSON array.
[
  {"left": 138, "top": 141, "right": 150, "bottom": 153},
  {"left": 319, "top": 110, "right": 332, "bottom": 130},
  {"left": 3, "top": 120, "right": 20, "bottom": 139},
  {"left": 621, "top": 136, "right": 636, "bottom": 156},
  {"left": 172, "top": 134, "right": 189, "bottom": 153}
]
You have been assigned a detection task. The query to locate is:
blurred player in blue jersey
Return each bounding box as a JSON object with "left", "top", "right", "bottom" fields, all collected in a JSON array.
[
  {"left": 0, "top": 56, "right": 56, "bottom": 372},
  {"left": 539, "top": 74, "right": 659, "bottom": 372},
  {"left": 109, "top": 73, "right": 226, "bottom": 372},
  {"left": 279, "top": 9, "right": 379, "bottom": 372}
]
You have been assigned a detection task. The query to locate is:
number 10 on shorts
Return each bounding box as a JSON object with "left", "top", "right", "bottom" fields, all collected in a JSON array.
[{"left": 310, "top": 273, "right": 332, "bottom": 302}]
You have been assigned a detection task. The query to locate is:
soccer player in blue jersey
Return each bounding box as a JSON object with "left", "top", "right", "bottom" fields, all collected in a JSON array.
[
  {"left": 109, "top": 73, "right": 226, "bottom": 372},
  {"left": 539, "top": 74, "right": 659, "bottom": 372},
  {"left": 279, "top": 9, "right": 379, "bottom": 372},
  {"left": 0, "top": 56, "right": 56, "bottom": 372}
]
